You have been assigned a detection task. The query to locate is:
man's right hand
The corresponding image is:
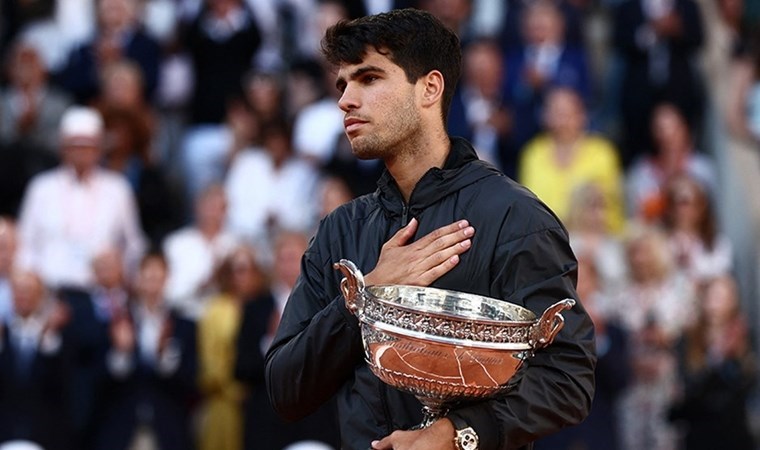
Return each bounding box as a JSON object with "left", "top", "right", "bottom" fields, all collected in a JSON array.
[{"left": 364, "top": 218, "right": 474, "bottom": 287}]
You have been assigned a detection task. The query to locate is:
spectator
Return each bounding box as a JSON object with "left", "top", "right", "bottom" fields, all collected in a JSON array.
[
  {"left": 91, "top": 252, "right": 197, "bottom": 450},
  {"left": 198, "top": 244, "right": 266, "bottom": 450},
  {"left": 518, "top": 86, "right": 626, "bottom": 234},
  {"left": 448, "top": 37, "right": 516, "bottom": 175},
  {"left": 225, "top": 119, "right": 320, "bottom": 256},
  {"left": 0, "top": 218, "right": 17, "bottom": 322},
  {"left": 15, "top": 105, "right": 147, "bottom": 291},
  {"left": 163, "top": 183, "right": 239, "bottom": 321},
  {"left": 626, "top": 102, "right": 717, "bottom": 223},
  {"left": 0, "top": 41, "right": 70, "bottom": 215},
  {"left": 318, "top": 174, "right": 355, "bottom": 220},
  {"left": 0, "top": 39, "right": 72, "bottom": 156},
  {"left": 503, "top": 0, "right": 592, "bottom": 156},
  {"left": 661, "top": 173, "right": 733, "bottom": 283},
  {"left": 180, "top": 95, "right": 261, "bottom": 206},
  {"left": 0, "top": 269, "right": 73, "bottom": 450},
  {"left": 56, "top": 0, "right": 162, "bottom": 104},
  {"left": 182, "top": 0, "right": 261, "bottom": 125},
  {"left": 612, "top": 0, "right": 705, "bottom": 166},
  {"left": 565, "top": 182, "right": 628, "bottom": 289},
  {"left": 100, "top": 102, "right": 182, "bottom": 247},
  {"left": 726, "top": 31, "right": 760, "bottom": 147},
  {"left": 668, "top": 275, "right": 757, "bottom": 450},
  {"left": 535, "top": 254, "right": 631, "bottom": 450},
  {"left": 57, "top": 246, "right": 128, "bottom": 449},
  {"left": 235, "top": 230, "right": 340, "bottom": 450},
  {"left": 605, "top": 222, "right": 697, "bottom": 450}
]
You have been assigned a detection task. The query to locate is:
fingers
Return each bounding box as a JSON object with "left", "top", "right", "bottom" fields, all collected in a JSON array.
[{"left": 385, "top": 217, "right": 419, "bottom": 248}]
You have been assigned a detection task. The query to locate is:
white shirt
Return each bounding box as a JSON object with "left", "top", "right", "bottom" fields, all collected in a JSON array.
[
  {"left": 16, "top": 166, "right": 146, "bottom": 289},
  {"left": 225, "top": 148, "right": 320, "bottom": 243},
  {"left": 163, "top": 227, "right": 239, "bottom": 317},
  {"left": 292, "top": 98, "right": 345, "bottom": 164}
]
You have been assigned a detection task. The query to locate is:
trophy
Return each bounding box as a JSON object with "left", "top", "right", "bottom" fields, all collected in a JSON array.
[{"left": 334, "top": 259, "right": 575, "bottom": 428}]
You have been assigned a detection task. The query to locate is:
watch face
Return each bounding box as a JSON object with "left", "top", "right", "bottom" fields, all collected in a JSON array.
[{"left": 457, "top": 427, "right": 479, "bottom": 450}]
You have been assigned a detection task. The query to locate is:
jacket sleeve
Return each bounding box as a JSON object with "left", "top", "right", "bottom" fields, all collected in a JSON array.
[
  {"left": 449, "top": 223, "right": 597, "bottom": 450},
  {"left": 265, "top": 224, "right": 365, "bottom": 421}
]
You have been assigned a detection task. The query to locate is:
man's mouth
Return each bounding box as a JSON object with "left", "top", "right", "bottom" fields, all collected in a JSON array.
[{"left": 344, "top": 117, "right": 367, "bottom": 133}]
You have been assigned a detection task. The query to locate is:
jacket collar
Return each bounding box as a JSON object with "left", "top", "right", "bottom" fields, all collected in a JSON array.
[{"left": 375, "top": 137, "right": 500, "bottom": 218}]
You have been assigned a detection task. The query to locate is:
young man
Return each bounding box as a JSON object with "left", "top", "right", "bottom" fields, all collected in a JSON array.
[{"left": 265, "top": 9, "right": 596, "bottom": 450}]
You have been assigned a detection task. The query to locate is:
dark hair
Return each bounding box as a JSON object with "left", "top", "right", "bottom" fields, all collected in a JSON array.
[{"left": 321, "top": 8, "right": 462, "bottom": 124}]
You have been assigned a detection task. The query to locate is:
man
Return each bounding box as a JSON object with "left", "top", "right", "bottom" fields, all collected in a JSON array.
[
  {"left": 0, "top": 269, "right": 72, "bottom": 450},
  {"left": 265, "top": 9, "right": 595, "bottom": 450},
  {"left": 15, "top": 105, "right": 146, "bottom": 290}
]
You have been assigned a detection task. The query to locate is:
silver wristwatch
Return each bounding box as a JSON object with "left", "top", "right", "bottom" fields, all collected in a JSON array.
[{"left": 450, "top": 416, "right": 479, "bottom": 450}]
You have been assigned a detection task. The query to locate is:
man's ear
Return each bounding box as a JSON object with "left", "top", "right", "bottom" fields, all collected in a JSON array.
[{"left": 419, "top": 70, "right": 445, "bottom": 109}]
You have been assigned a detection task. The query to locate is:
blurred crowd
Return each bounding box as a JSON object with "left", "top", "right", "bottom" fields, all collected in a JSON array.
[{"left": 0, "top": 0, "right": 759, "bottom": 449}]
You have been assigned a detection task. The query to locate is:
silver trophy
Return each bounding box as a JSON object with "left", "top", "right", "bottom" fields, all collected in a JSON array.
[{"left": 334, "top": 259, "right": 575, "bottom": 428}]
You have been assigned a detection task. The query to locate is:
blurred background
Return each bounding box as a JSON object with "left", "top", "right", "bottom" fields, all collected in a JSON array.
[{"left": 0, "top": 0, "right": 759, "bottom": 449}]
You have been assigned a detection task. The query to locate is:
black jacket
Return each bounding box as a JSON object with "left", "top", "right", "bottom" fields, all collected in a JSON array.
[{"left": 265, "top": 138, "right": 596, "bottom": 450}]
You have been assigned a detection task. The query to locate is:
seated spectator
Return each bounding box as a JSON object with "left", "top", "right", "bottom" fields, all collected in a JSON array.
[
  {"left": 626, "top": 102, "right": 717, "bottom": 223},
  {"left": 55, "top": 0, "right": 161, "bottom": 104},
  {"left": 15, "top": 106, "right": 146, "bottom": 290},
  {"left": 448, "top": 37, "right": 516, "bottom": 175},
  {"left": 198, "top": 244, "right": 267, "bottom": 450},
  {"left": 503, "top": 0, "right": 592, "bottom": 155},
  {"left": 661, "top": 173, "right": 733, "bottom": 284},
  {"left": 519, "top": 87, "right": 626, "bottom": 233},
  {"left": 235, "top": 230, "right": 340, "bottom": 450},
  {"left": 91, "top": 252, "right": 197, "bottom": 450},
  {"left": 668, "top": 275, "right": 757, "bottom": 450},
  {"left": 0, "top": 218, "right": 17, "bottom": 322},
  {"left": 163, "top": 183, "right": 240, "bottom": 321},
  {"left": 225, "top": 119, "right": 320, "bottom": 256},
  {"left": 0, "top": 269, "right": 72, "bottom": 450}
]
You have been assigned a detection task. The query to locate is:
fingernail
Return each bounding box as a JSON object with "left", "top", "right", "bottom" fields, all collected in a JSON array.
[
  {"left": 460, "top": 239, "right": 471, "bottom": 248},
  {"left": 458, "top": 220, "right": 469, "bottom": 228},
  {"left": 450, "top": 255, "right": 460, "bottom": 264},
  {"left": 463, "top": 226, "right": 474, "bottom": 236},
  {"left": 371, "top": 441, "right": 379, "bottom": 448}
]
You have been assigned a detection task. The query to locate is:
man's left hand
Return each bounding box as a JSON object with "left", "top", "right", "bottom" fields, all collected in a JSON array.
[{"left": 371, "top": 418, "right": 456, "bottom": 450}]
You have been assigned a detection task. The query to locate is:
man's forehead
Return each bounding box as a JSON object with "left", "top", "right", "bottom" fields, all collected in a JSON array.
[{"left": 336, "top": 49, "right": 395, "bottom": 76}]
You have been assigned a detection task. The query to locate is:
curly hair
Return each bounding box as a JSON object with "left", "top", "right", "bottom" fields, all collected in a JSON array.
[{"left": 321, "top": 8, "right": 462, "bottom": 124}]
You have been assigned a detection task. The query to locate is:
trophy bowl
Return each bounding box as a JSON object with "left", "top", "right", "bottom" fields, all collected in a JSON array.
[{"left": 334, "top": 259, "right": 575, "bottom": 428}]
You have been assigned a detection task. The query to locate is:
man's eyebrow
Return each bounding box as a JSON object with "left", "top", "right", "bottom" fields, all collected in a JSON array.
[{"left": 335, "top": 65, "right": 387, "bottom": 91}]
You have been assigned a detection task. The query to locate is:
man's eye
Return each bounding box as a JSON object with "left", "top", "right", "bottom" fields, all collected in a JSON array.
[{"left": 363, "top": 75, "right": 378, "bottom": 83}]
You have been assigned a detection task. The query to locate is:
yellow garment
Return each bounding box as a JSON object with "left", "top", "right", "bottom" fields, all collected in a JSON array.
[
  {"left": 198, "top": 294, "right": 246, "bottom": 450},
  {"left": 518, "top": 134, "right": 626, "bottom": 234}
]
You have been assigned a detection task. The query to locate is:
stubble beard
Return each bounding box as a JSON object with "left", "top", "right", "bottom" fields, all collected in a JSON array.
[{"left": 349, "top": 95, "right": 421, "bottom": 161}]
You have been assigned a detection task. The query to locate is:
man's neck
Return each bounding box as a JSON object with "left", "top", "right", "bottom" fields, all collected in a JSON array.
[{"left": 385, "top": 131, "right": 450, "bottom": 202}]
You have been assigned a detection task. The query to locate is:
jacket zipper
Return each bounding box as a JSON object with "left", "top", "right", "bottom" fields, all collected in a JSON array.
[{"left": 401, "top": 203, "right": 409, "bottom": 226}]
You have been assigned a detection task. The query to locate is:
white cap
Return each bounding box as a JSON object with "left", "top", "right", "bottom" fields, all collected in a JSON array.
[{"left": 59, "top": 106, "right": 104, "bottom": 148}]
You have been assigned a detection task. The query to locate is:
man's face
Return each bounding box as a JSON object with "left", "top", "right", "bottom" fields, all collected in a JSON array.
[
  {"left": 63, "top": 143, "right": 101, "bottom": 175},
  {"left": 335, "top": 50, "right": 422, "bottom": 160}
]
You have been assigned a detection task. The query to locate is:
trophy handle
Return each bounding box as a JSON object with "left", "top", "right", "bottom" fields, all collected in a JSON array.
[
  {"left": 529, "top": 299, "right": 576, "bottom": 349},
  {"left": 333, "top": 259, "right": 366, "bottom": 315}
]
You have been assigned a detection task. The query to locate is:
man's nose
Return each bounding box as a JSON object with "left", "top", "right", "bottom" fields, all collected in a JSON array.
[{"left": 338, "top": 85, "right": 359, "bottom": 112}]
